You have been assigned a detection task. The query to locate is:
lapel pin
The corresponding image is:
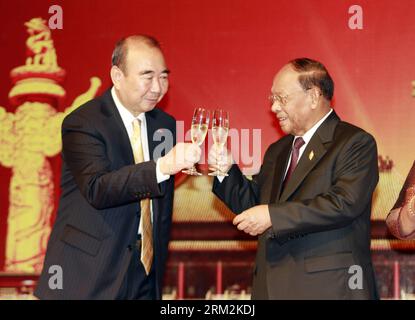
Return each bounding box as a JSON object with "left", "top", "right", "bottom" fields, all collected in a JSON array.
[{"left": 309, "top": 150, "right": 314, "bottom": 161}]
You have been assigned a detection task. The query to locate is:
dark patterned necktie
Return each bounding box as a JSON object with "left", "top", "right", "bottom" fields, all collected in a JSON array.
[{"left": 284, "top": 137, "right": 305, "bottom": 185}]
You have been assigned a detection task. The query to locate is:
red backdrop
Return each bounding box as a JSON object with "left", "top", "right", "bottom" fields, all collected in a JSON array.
[{"left": 1, "top": 0, "right": 415, "bottom": 270}]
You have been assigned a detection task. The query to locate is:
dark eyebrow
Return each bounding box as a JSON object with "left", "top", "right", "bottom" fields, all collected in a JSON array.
[
  {"left": 139, "top": 70, "right": 155, "bottom": 75},
  {"left": 139, "top": 69, "right": 170, "bottom": 75}
]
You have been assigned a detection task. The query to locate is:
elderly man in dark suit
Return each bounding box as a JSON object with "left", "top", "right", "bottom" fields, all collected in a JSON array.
[
  {"left": 209, "top": 58, "right": 379, "bottom": 299},
  {"left": 35, "top": 35, "right": 201, "bottom": 299}
]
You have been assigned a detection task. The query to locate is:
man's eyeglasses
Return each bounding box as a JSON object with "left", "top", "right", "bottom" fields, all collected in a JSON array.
[{"left": 268, "top": 88, "right": 310, "bottom": 106}]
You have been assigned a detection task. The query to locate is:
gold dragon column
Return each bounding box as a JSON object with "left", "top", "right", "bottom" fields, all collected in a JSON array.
[{"left": 1, "top": 17, "right": 101, "bottom": 272}]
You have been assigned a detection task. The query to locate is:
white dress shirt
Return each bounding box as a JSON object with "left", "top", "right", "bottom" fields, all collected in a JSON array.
[
  {"left": 217, "top": 108, "right": 333, "bottom": 183},
  {"left": 111, "top": 87, "right": 170, "bottom": 232},
  {"left": 283, "top": 108, "right": 333, "bottom": 179}
]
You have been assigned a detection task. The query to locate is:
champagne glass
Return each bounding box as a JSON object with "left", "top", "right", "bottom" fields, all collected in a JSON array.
[
  {"left": 182, "top": 107, "right": 210, "bottom": 175},
  {"left": 209, "top": 109, "right": 229, "bottom": 177}
]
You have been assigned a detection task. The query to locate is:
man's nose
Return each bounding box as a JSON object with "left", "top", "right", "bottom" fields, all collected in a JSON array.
[
  {"left": 271, "top": 100, "right": 281, "bottom": 113},
  {"left": 151, "top": 77, "right": 161, "bottom": 93}
]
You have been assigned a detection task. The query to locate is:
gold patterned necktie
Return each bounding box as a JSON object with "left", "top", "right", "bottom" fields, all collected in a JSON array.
[{"left": 131, "top": 118, "right": 153, "bottom": 275}]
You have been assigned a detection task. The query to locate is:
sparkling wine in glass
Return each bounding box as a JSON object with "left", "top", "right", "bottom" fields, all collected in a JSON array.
[
  {"left": 209, "top": 109, "right": 229, "bottom": 177},
  {"left": 182, "top": 107, "right": 210, "bottom": 175}
]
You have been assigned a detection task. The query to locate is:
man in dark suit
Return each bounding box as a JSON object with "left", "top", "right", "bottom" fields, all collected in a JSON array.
[
  {"left": 35, "top": 35, "right": 201, "bottom": 299},
  {"left": 209, "top": 58, "right": 379, "bottom": 299}
]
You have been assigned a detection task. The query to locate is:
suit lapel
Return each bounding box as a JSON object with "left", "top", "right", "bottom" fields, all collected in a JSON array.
[
  {"left": 100, "top": 89, "right": 135, "bottom": 165},
  {"left": 101, "top": 90, "right": 168, "bottom": 245},
  {"left": 101, "top": 90, "right": 165, "bottom": 164},
  {"left": 269, "top": 136, "right": 293, "bottom": 203},
  {"left": 145, "top": 111, "right": 158, "bottom": 161},
  {"left": 279, "top": 111, "right": 340, "bottom": 202},
  {"left": 279, "top": 137, "right": 326, "bottom": 202},
  {"left": 145, "top": 110, "right": 167, "bottom": 242}
]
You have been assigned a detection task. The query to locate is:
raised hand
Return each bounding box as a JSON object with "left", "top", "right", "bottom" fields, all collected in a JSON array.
[
  {"left": 208, "top": 143, "right": 233, "bottom": 175},
  {"left": 159, "top": 142, "right": 202, "bottom": 176}
]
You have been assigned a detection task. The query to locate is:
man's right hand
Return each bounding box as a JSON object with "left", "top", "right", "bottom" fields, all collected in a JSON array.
[
  {"left": 208, "top": 143, "right": 233, "bottom": 174},
  {"left": 159, "top": 142, "right": 202, "bottom": 175}
]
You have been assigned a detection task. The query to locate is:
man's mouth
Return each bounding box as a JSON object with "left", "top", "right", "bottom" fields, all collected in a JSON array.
[{"left": 146, "top": 97, "right": 159, "bottom": 103}]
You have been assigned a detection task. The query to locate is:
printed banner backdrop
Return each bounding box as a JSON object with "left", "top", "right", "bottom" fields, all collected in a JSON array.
[{"left": 0, "top": 0, "right": 414, "bottom": 284}]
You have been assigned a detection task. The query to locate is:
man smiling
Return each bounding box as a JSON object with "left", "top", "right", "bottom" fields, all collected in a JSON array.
[
  {"left": 209, "top": 58, "right": 379, "bottom": 299},
  {"left": 35, "top": 35, "right": 201, "bottom": 300}
]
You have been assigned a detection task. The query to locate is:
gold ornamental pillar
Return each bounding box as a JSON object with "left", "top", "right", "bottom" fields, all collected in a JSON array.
[{"left": 1, "top": 17, "right": 101, "bottom": 272}]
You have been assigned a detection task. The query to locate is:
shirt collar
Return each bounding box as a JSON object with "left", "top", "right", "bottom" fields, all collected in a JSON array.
[
  {"left": 111, "top": 87, "right": 146, "bottom": 128},
  {"left": 295, "top": 108, "right": 333, "bottom": 145}
]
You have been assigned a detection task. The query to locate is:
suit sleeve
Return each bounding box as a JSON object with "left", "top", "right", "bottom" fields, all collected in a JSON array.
[
  {"left": 62, "top": 113, "right": 163, "bottom": 209},
  {"left": 212, "top": 154, "right": 271, "bottom": 214},
  {"left": 269, "top": 132, "right": 379, "bottom": 241}
]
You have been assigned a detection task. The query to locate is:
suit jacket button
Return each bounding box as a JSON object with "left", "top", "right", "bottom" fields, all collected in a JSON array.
[{"left": 127, "top": 245, "right": 133, "bottom": 251}]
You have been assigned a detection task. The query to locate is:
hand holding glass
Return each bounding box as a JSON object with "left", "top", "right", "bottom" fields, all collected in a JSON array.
[
  {"left": 182, "top": 107, "right": 209, "bottom": 175},
  {"left": 209, "top": 109, "right": 229, "bottom": 177}
]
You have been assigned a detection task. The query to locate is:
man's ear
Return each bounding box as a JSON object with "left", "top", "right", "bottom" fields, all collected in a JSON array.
[
  {"left": 110, "top": 66, "right": 123, "bottom": 89},
  {"left": 309, "top": 87, "right": 321, "bottom": 109}
]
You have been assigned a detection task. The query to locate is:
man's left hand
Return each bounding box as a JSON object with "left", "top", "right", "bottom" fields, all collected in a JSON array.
[{"left": 233, "top": 205, "right": 272, "bottom": 236}]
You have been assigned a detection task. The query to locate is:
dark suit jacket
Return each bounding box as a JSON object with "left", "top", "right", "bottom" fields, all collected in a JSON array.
[
  {"left": 213, "top": 111, "right": 379, "bottom": 299},
  {"left": 35, "top": 89, "right": 176, "bottom": 299}
]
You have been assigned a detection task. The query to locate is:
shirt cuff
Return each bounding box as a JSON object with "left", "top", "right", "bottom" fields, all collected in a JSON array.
[
  {"left": 156, "top": 158, "right": 170, "bottom": 183},
  {"left": 216, "top": 176, "right": 226, "bottom": 183}
]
